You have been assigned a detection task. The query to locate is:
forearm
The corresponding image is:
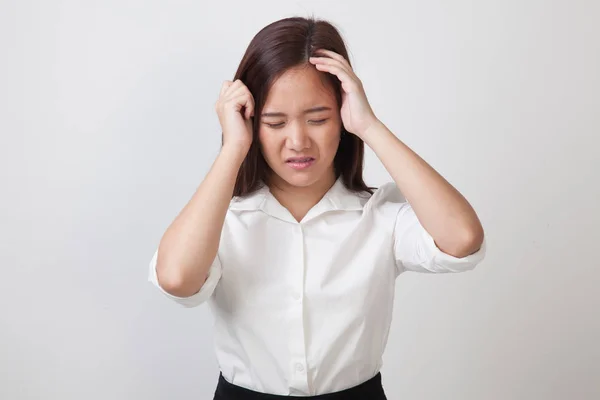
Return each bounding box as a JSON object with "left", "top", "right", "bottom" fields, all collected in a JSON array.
[
  {"left": 156, "top": 145, "right": 247, "bottom": 296},
  {"left": 362, "top": 120, "right": 484, "bottom": 257}
]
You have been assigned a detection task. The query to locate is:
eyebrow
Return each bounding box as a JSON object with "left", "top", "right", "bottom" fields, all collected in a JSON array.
[{"left": 261, "top": 106, "right": 332, "bottom": 118}]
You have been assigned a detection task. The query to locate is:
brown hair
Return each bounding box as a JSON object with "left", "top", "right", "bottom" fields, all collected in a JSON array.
[{"left": 227, "top": 16, "right": 375, "bottom": 197}]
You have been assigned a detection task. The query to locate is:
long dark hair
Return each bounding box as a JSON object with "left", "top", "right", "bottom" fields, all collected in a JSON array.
[{"left": 227, "top": 16, "right": 375, "bottom": 197}]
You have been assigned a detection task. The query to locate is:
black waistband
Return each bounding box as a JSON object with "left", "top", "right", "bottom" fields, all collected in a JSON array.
[{"left": 213, "top": 372, "right": 386, "bottom": 400}]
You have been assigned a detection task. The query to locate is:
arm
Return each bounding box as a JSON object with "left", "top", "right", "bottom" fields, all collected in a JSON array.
[
  {"left": 155, "top": 79, "right": 255, "bottom": 297},
  {"left": 309, "top": 50, "right": 484, "bottom": 259},
  {"left": 362, "top": 120, "right": 484, "bottom": 258},
  {"left": 155, "top": 146, "right": 246, "bottom": 297}
]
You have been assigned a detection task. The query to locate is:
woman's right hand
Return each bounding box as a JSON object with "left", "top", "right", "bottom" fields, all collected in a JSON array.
[{"left": 215, "top": 79, "right": 255, "bottom": 154}]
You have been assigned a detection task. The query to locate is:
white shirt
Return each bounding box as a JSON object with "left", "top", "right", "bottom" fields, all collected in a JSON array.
[{"left": 148, "top": 177, "right": 486, "bottom": 396}]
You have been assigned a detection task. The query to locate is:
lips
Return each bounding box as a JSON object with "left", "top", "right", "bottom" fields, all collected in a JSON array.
[
  {"left": 286, "top": 157, "right": 315, "bottom": 163},
  {"left": 285, "top": 156, "right": 316, "bottom": 170}
]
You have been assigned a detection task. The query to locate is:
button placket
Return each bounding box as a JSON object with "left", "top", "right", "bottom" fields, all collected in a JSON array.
[{"left": 288, "top": 223, "right": 309, "bottom": 393}]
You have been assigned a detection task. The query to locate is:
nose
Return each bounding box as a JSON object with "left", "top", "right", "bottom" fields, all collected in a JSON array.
[{"left": 285, "top": 121, "right": 311, "bottom": 151}]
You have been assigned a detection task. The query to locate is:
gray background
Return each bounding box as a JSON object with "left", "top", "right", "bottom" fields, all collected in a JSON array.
[{"left": 1, "top": 0, "right": 598, "bottom": 399}]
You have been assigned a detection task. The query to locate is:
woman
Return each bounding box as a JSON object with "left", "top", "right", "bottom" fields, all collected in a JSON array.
[{"left": 149, "top": 16, "right": 486, "bottom": 399}]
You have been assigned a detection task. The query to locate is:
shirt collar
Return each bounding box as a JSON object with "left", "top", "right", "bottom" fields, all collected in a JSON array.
[{"left": 230, "top": 177, "right": 368, "bottom": 223}]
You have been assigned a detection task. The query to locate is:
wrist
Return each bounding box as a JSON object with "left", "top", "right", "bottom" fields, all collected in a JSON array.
[{"left": 359, "top": 118, "right": 384, "bottom": 141}]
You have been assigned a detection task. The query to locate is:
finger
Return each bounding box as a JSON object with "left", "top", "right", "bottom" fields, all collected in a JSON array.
[
  {"left": 239, "top": 93, "right": 255, "bottom": 120},
  {"left": 226, "top": 84, "right": 252, "bottom": 102},
  {"left": 220, "top": 80, "right": 233, "bottom": 97},
  {"left": 314, "top": 49, "right": 352, "bottom": 69},
  {"left": 224, "top": 79, "right": 244, "bottom": 97},
  {"left": 242, "top": 93, "right": 255, "bottom": 119},
  {"left": 310, "top": 55, "right": 351, "bottom": 75},
  {"left": 313, "top": 62, "right": 357, "bottom": 92},
  {"left": 228, "top": 92, "right": 255, "bottom": 119}
]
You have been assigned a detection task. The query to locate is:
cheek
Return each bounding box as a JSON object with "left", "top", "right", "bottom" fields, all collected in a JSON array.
[{"left": 317, "top": 125, "right": 342, "bottom": 153}]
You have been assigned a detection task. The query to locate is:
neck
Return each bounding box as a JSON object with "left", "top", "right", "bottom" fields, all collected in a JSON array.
[{"left": 267, "top": 170, "right": 337, "bottom": 222}]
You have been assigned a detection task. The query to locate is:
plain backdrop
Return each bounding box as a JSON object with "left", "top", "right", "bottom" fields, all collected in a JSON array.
[{"left": 1, "top": 0, "right": 599, "bottom": 399}]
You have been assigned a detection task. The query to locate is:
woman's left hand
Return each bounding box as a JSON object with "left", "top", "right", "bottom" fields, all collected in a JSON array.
[{"left": 309, "top": 49, "right": 379, "bottom": 139}]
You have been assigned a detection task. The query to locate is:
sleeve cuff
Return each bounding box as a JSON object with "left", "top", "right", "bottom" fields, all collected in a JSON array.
[
  {"left": 147, "top": 249, "right": 222, "bottom": 307},
  {"left": 420, "top": 229, "right": 487, "bottom": 273}
]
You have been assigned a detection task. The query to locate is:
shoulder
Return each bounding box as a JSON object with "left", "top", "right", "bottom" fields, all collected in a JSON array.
[
  {"left": 228, "top": 185, "right": 270, "bottom": 212},
  {"left": 363, "top": 182, "right": 407, "bottom": 213}
]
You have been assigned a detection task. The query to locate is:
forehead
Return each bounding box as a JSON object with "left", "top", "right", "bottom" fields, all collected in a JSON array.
[{"left": 263, "top": 66, "right": 337, "bottom": 111}]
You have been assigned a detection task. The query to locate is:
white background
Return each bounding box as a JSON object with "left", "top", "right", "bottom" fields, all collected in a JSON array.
[{"left": 1, "top": 0, "right": 598, "bottom": 399}]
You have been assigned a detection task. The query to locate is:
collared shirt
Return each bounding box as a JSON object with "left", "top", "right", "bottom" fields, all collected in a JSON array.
[{"left": 148, "top": 177, "right": 486, "bottom": 396}]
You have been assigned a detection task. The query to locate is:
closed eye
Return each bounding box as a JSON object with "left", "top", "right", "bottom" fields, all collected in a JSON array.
[
  {"left": 265, "top": 122, "right": 285, "bottom": 128},
  {"left": 264, "top": 118, "right": 329, "bottom": 129}
]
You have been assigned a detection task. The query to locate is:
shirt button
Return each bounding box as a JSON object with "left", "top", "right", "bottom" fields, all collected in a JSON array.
[
  {"left": 296, "top": 363, "right": 305, "bottom": 372},
  {"left": 293, "top": 292, "right": 301, "bottom": 301}
]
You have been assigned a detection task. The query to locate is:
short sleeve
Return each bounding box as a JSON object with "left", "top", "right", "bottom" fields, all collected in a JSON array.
[
  {"left": 393, "top": 202, "right": 487, "bottom": 275},
  {"left": 147, "top": 248, "right": 222, "bottom": 307}
]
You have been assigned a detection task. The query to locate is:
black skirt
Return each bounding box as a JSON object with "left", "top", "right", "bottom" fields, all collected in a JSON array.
[{"left": 213, "top": 371, "right": 387, "bottom": 400}]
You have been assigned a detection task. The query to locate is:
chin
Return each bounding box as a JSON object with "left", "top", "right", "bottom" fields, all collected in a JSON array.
[
  {"left": 272, "top": 167, "right": 325, "bottom": 189},
  {"left": 280, "top": 173, "right": 317, "bottom": 188}
]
